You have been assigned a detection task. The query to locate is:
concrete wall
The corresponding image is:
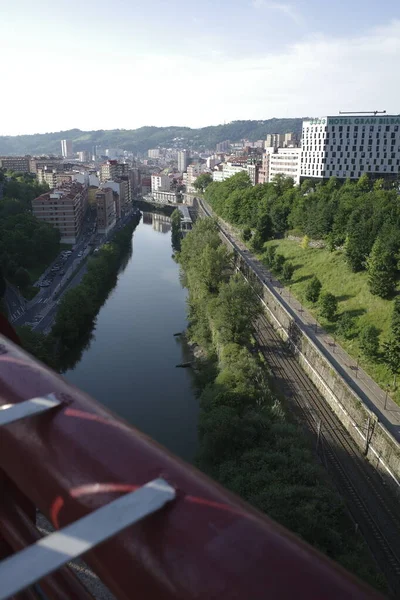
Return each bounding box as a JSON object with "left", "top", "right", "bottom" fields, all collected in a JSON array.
[{"left": 257, "top": 270, "right": 400, "bottom": 496}]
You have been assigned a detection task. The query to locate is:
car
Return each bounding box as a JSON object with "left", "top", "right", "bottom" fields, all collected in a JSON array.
[
  {"left": 78, "top": 251, "right": 83, "bottom": 258},
  {"left": 42, "top": 282, "right": 50, "bottom": 287},
  {"left": 59, "top": 270, "right": 65, "bottom": 276},
  {"left": 51, "top": 266, "right": 60, "bottom": 271}
]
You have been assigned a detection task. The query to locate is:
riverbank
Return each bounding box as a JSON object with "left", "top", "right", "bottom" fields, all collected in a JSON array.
[
  {"left": 17, "top": 213, "right": 141, "bottom": 372},
  {"left": 133, "top": 199, "right": 176, "bottom": 216},
  {"left": 178, "top": 216, "right": 386, "bottom": 592}
]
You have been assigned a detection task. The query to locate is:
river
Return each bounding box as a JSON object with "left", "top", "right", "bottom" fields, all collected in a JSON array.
[{"left": 64, "top": 211, "right": 199, "bottom": 461}]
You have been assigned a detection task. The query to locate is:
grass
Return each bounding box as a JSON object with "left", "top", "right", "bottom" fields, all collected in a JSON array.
[{"left": 261, "top": 238, "right": 399, "bottom": 404}]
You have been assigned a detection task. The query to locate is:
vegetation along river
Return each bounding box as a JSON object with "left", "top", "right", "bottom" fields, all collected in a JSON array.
[{"left": 65, "top": 211, "right": 198, "bottom": 461}]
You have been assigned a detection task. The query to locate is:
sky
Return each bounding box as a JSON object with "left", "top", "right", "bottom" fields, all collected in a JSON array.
[{"left": 1, "top": 0, "right": 400, "bottom": 135}]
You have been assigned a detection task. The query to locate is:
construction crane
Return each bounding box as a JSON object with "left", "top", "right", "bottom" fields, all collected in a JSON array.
[{"left": 339, "top": 110, "right": 386, "bottom": 116}]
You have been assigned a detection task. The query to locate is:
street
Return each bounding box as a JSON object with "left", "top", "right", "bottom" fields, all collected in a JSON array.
[{"left": 9, "top": 207, "right": 140, "bottom": 334}]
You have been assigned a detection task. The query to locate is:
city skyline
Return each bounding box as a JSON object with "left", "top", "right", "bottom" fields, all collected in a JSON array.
[{"left": 1, "top": 0, "right": 400, "bottom": 135}]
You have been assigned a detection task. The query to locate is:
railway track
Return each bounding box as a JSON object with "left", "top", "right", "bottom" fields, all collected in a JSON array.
[
  {"left": 196, "top": 197, "right": 400, "bottom": 595},
  {"left": 255, "top": 314, "right": 400, "bottom": 595}
]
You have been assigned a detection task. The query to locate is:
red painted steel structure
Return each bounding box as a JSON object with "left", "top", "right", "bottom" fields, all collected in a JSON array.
[{"left": 0, "top": 331, "right": 383, "bottom": 599}]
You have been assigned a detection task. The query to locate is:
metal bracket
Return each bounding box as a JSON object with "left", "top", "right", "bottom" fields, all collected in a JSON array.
[
  {"left": 0, "top": 478, "right": 176, "bottom": 600},
  {"left": 0, "top": 394, "right": 61, "bottom": 427}
]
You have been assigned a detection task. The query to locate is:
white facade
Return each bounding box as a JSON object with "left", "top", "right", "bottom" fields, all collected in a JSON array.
[
  {"left": 178, "top": 150, "right": 188, "bottom": 173},
  {"left": 186, "top": 164, "right": 201, "bottom": 192},
  {"left": 151, "top": 174, "right": 170, "bottom": 192},
  {"left": 212, "top": 162, "right": 248, "bottom": 183},
  {"left": 267, "top": 147, "right": 301, "bottom": 184},
  {"left": 61, "top": 139, "right": 73, "bottom": 158},
  {"left": 148, "top": 149, "right": 160, "bottom": 159},
  {"left": 301, "top": 115, "right": 400, "bottom": 180}
]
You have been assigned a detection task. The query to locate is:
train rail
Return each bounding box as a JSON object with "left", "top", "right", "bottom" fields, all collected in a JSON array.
[{"left": 196, "top": 197, "right": 400, "bottom": 595}]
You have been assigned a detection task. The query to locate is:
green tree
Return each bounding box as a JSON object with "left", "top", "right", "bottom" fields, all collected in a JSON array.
[
  {"left": 383, "top": 337, "right": 400, "bottom": 386},
  {"left": 193, "top": 173, "right": 213, "bottom": 193},
  {"left": 301, "top": 235, "right": 309, "bottom": 249},
  {"left": 305, "top": 276, "right": 322, "bottom": 303},
  {"left": 263, "top": 245, "right": 277, "bottom": 268},
  {"left": 212, "top": 274, "right": 263, "bottom": 346},
  {"left": 319, "top": 292, "right": 338, "bottom": 321},
  {"left": 336, "top": 312, "right": 356, "bottom": 340},
  {"left": 390, "top": 297, "right": 400, "bottom": 339},
  {"left": 282, "top": 261, "right": 295, "bottom": 282},
  {"left": 14, "top": 267, "right": 31, "bottom": 289},
  {"left": 366, "top": 237, "right": 396, "bottom": 299},
  {"left": 171, "top": 208, "right": 182, "bottom": 252},
  {"left": 359, "top": 325, "right": 380, "bottom": 359},
  {"left": 273, "top": 253, "right": 285, "bottom": 274},
  {"left": 242, "top": 227, "right": 252, "bottom": 241}
]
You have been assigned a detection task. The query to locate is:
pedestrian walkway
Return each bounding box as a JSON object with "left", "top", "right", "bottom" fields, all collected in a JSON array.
[{"left": 202, "top": 199, "right": 400, "bottom": 442}]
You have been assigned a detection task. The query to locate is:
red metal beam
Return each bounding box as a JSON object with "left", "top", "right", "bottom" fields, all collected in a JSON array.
[{"left": 0, "top": 335, "right": 384, "bottom": 599}]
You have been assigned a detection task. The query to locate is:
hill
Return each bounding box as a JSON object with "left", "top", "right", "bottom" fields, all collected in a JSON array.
[{"left": 0, "top": 119, "right": 305, "bottom": 156}]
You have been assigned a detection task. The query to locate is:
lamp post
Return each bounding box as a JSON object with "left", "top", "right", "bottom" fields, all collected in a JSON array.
[{"left": 384, "top": 384, "right": 390, "bottom": 410}]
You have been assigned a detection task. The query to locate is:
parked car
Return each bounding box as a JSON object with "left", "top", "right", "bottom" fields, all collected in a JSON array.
[
  {"left": 59, "top": 270, "right": 65, "bottom": 276},
  {"left": 78, "top": 251, "right": 83, "bottom": 258}
]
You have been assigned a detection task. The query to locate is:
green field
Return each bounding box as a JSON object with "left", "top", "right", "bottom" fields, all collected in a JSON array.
[{"left": 261, "top": 238, "right": 399, "bottom": 404}]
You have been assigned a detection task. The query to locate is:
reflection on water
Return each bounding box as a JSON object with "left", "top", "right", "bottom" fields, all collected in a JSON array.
[{"left": 64, "top": 212, "right": 198, "bottom": 461}]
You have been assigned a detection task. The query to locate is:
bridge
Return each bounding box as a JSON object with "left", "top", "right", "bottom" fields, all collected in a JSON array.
[{"left": 0, "top": 304, "right": 381, "bottom": 598}]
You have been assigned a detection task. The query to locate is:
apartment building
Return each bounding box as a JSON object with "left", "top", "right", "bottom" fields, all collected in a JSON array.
[
  {"left": 178, "top": 150, "right": 188, "bottom": 173},
  {"left": 265, "top": 133, "right": 284, "bottom": 149},
  {"left": 32, "top": 183, "right": 87, "bottom": 243},
  {"left": 151, "top": 174, "right": 170, "bottom": 192},
  {"left": 95, "top": 187, "right": 116, "bottom": 234},
  {"left": 267, "top": 147, "right": 301, "bottom": 184},
  {"left": 100, "top": 179, "right": 129, "bottom": 216},
  {"left": 99, "top": 160, "right": 129, "bottom": 183},
  {"left": 0, "top": 156, "right": 31, "bottom": 172},
  {"left": 148, "top": 149, "right": 160, "bottom": 159},
  {"left": 61, "top": 139, "right": 73, "bottom": 158}
]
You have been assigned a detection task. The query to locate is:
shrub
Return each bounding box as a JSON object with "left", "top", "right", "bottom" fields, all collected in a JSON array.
[
  {"left": 305, "top": 276, "right": 322, "bottom": 303},
  {"left": 336, "top": 312, "right": 356, "bottom": 339},
  {"left": 359, "top": 325, "right": 380, "bottom": 359},
  {"left": 319, "top": 292, "right": 338, "bottom": 321},
  {"left": 282, "top": 261, "right": 295, "bottom": 282}
]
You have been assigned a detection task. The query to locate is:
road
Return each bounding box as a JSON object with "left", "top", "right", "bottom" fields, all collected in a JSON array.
[
  {"left": 10, "top": 208, "right": 140, "bottom": 335},
  {"left": 198, "top": 198, "right": 400, "bottom": 442}
]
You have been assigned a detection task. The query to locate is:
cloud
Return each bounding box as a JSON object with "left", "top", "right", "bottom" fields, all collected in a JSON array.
[
  {"left": 1, "top": 20, "right": 400, "bottom": 133},
  {"left": 252, "top": 1, "right": 303, "bottom": 24}
]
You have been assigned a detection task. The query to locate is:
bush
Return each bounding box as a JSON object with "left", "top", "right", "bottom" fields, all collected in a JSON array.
[
  {"left": 319, "top": 292, "right": 338, "bottom": 321},
  {"left": 305, "top": 276, "right": 322, "bottom": 303},
  {"left": 263, "top": 245, "right": 277, "bottom": 268},
  {"left": 336, "top": 312, "right": 356, "bottom": 339},
  {"left": 242, "top": 227, "right": 252, "bottom": 241},
  {"left": 273, "top": 253, "right": 285, "bottom": 274},
  {"left": 282, "top": 261, "right": 295, "bottom": 282},
  {"left": 359, "top": 325, "right": 380, "bottom": 359},
  {"left": 301, "top": 235, "right": 310, "bottom": 249}
]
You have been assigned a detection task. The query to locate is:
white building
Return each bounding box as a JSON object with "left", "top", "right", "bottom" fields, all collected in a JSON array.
[
  {"left": 186, "top": 164, "right": 201, "bottom": 192},
  {"left": 178, "top": 150, "right": 188, "bottom": 173},
  {"left": 61, "top": 139, "right": 73, "bottom": 158},
  {"left": 151, "top": 174, "right": 170, "bottom": 192},
  {"left": 265, "top": 134, "right": 284, "bottom": 148},
  {"left": 148, "top": 149, "right": 160, "bottom": 159},
  {"left": 267, "top": 147, "right": 301, "bottom": 184},
  {"left": 301, "top": 115, "right": 400, "bottom": 181},
  {"left": 212, "top": 161, "right": 248, "bottom": 183}
]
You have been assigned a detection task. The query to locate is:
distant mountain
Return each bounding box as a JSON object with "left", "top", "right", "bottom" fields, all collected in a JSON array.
[{"left": 0, "top": 119, "right": 305, "bottom": 156}]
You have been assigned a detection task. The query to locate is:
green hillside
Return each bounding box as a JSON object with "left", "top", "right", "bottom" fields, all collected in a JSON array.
[{"left": 0, "top": 118, "right": 305, "bottom": 156}]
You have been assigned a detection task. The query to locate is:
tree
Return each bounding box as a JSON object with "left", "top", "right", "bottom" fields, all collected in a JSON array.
[
  {"left": 383, "top": 337, "right": 400, "bottom": 386},
  {"left": 359, "top": 325, "right": 380, "bottom": 359},
  {"left": 319, "top": 292, "right": 338, "bottom": 321},
  {"left": 301, "top": 235, "right": 309, "bottom": 250},
  {"left": 263, "top": 245, "right": 277, "bottom": 268},
  {"left": 242, "top": 227, "right": 252, "bottom": 241},
  {"left": 391, "top": 298, "right": 400, "bottom": 339},
  {"left": 366, "top": 237, "right": 396, "bottom": 299},
  {"left": 305, "top": 276, "right": 322, "bottom": 303},
  {"left": 14, "top": 267, "right": 31, "bottom": 289},
  {"left": 171, "top": 208, "right": 182, "bottom": 252},
  {"left": 212, "top": 274, "right": 263, "bottom": 346},
  {"left": 273, "top": 253, "right": 285, "bottom": 274},
  {"left": 193, "top": 173, "right": 213, "bottom": 193},
  {"left": 336, "top": 312, "right": 356, "bottom": 340},
  {"left": 282, "top": 261, "right": 295, "bottom": 282}
]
